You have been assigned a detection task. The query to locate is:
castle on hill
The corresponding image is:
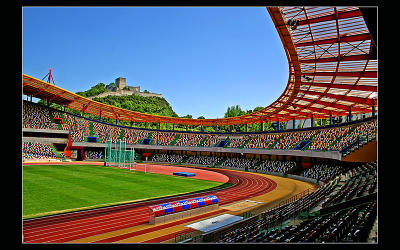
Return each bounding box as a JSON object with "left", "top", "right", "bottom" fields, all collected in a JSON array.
[{"left": 89, "top": 77, "right": 162, "bottom": 99}]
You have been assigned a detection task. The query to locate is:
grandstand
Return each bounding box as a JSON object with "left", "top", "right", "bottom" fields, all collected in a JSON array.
[{"left": 22, "top": 6, "right": 377, "bottom": 244}]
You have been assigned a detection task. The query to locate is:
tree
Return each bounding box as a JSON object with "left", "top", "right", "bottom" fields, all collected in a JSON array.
[
  {"left": 76, "top": 83, "right": 107, "bottom": 97},
  {"left": 253, "top": 106, "right": 264, "bottom": 112},
  {"left": 224, "top": 105, "right": 246, "bottom": 118},
  {"left": 181, "top": 114, "right": 193, "bottom": 119}
]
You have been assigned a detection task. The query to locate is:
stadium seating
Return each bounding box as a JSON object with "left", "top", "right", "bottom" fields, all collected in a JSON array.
[
  {"left": 150, "top": 153, "right": 185, "bottom": 163},
  {"left": 23, "top": 141, "right": 59, "bottom": 160},
  {"left": 23, "top": 101, "right": 59, "bottom": 130},
  {"left": 255, "top": 160, "right": 296, "bottom": 174},
  {"left": 84, "top": 150, "right": 104, "bottom": 160},
  {"left": 220, "top": 157, "right": 259, "bottom": 170},
  {"left": 22, "top": 101, "right": 377, "bottom": 154},
  {"left": 215, "top": 161, "right": 377, "bottom": 243},
  {"left": 301, "top": 164, "right": 345, "bottom": 183}
]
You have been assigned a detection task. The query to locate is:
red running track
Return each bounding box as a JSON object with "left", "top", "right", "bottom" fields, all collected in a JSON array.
[{"left": 23, "top": 167, "right": 277, "bottom": 243}]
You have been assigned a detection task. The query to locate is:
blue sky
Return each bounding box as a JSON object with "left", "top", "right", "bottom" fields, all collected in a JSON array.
[{"left": 23, "top": 7, "right": 288, "bottom": 119}]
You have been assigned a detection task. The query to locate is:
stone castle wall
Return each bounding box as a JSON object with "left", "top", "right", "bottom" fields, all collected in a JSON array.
[
  {"left": 89, "top": 89, "right": 162, "bottom": 99},
  {"left": 89, "top": 77, "right": 162, "bottom": 99}
]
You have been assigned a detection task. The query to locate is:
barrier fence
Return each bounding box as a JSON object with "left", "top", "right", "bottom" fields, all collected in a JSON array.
[{"left": 105, "top": 139, "right": 135, "bottom": 170}]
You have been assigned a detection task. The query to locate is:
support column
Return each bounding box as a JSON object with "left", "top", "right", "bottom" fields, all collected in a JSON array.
[
  {"left": 348, "top": 106, "right": 352, "bottom": 122},
  {"left": 311, "top": 115, "right": 314, "bottom": 128},
  {"left": 372, "top": 106, "right": 376, "bottom": 117},
  {"left": 330, "top": 112, "right": 332, "bottom": 125},
  {"left": 293, "top": 118, "right": 296, "bottom": 129},
  {"left": 245, "top": 124, "right": 248, "bottom": 132}
]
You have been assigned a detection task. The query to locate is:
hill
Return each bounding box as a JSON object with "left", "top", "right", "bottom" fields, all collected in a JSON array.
[
  {"left": 92, "top": 94, "right": 178, "bottom": 118},
  {"left": 74, "top": 82, "right": 176, "bottom": 118}
]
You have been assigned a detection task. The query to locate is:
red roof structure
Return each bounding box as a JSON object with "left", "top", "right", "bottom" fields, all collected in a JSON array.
[{"left": 23, "top": 6, "right": 377, "bottom": 126}]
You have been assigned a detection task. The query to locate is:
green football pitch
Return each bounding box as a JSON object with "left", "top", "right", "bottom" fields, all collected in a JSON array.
[{"left": 23, "top": 164, "right": 224, "bottom": 218}]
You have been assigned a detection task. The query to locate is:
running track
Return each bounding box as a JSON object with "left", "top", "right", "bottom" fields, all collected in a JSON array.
[{"left": 23, "top": 167, "right": 277, "bottom": 243}]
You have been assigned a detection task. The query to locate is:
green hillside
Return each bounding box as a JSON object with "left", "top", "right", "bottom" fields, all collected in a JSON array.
[
  {"left": 92, "top": 94, "right": 178, "bottom": 118},
  {"left": 74, "top": 82, "right": 178, "bottom": 121}
]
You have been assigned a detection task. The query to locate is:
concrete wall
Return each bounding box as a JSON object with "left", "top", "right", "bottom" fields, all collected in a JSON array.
[
  {"left": 22, "top": 128, "right": 69, "bottom": 134},
  {"left": 342, "top": 140, "right": 377, "bottom": 162},
  {"left": 23, "top": 137, "right": 68, "bottom": 145}
]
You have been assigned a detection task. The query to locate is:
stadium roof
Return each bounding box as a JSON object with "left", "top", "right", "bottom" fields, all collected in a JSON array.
[{"left": 23, "top": 6, "right": 377, "bottom": 126}]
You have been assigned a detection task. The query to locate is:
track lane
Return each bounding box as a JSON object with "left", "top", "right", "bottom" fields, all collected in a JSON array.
[{"left": 23, "top": 167, "right": 276, "bottom": 243}]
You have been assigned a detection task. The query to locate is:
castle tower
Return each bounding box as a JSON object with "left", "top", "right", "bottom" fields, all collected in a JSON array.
[{"left": 115, "top": 77, "right": 126, "bottom": 90}]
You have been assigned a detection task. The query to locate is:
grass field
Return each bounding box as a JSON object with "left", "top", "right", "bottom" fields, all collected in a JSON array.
[{"left": 23, "top": 164, "right": 224, "bottom": 218}]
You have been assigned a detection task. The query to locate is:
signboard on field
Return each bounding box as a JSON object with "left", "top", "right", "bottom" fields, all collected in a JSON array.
[{"left": 148, "top": 195, "right": 219, "bottom": 217}]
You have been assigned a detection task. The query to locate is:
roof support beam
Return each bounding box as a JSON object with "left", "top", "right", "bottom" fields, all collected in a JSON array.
[
  {"left": 299, "top": 89, "right": 376, "bottom": 105},
  {"left": 299, "top": 54, "right": 373, "bottom": 64},
  {"left": 293, "top": 103, "right": 347, "bottom": 117},
  {"left": 300, "top": 96, "right": 371, "bottom": 112},
  {"left": 302, "top": 71, "right": 377, "bottom": 78},
  {"left": 301, "top": 82, "right": 377, "bottom": 92},
  {"left": 298, "top": 9, "right": 362, "bottom": 26},
  {"left": 81, "top": 102, "right": 92, "bottom": 113},
  {"left": 296, "top": 33, "right": 371, "bottom": 47}
]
